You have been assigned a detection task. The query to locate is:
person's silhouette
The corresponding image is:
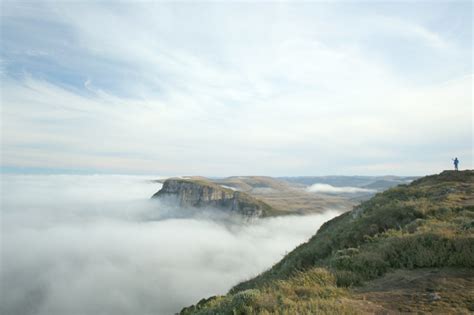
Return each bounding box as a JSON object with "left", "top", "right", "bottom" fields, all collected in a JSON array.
[{"left": 453, "top": 157, "right": 459, "bottom": 171}]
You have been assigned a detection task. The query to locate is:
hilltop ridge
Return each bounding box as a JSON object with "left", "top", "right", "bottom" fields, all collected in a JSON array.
[{"left": 180, "top": 170, "right": 474, "bottom": 314}]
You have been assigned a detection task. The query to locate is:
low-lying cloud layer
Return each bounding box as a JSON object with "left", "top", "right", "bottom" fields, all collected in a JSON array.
[
  {"left": 1, "top": 175, "right": 339, "bottom": 315},
  {"left": 306, "top": 183, "right": 376, "bottom": 194}
]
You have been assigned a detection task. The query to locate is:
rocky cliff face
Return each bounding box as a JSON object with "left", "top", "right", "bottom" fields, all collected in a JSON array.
[{"left": 152, "top": 178, "right": 272, "bottom": 217}]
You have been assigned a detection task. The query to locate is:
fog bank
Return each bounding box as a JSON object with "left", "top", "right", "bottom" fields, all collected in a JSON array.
[
  {"left": 307, "top": 183, "right": 375, "bottom": 194},
  {"left": 1, "top": 175, "right": 340, "bottom": 315}
]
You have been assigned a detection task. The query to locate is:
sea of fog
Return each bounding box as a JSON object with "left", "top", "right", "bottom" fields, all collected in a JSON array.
[{"left": 0, "top": 175, "right": 340, "bottom": 315}]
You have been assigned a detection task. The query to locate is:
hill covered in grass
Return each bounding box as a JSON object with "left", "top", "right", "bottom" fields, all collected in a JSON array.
[{"left": 180, "top": 170, "right": 474, "bottom": 314}]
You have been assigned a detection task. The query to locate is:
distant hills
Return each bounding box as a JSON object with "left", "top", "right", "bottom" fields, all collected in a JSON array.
[
  {"left": 179, "top": 170, "right": 474, "bottom": 314},
  {"left": 152, "top": 176, "right": 358, "bottom": 216},
  {"left": 279, "top": 175, "right": 417, "bottom": 189},
  {"left": 152, "top": 175, "right": 417, "bottom": 216},
  {"left": 281, "top": 175, "right": 418, "bottom": 203}
]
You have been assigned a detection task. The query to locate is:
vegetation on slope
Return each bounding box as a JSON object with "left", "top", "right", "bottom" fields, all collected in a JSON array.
[{"left": 180, "top": 170, "right": 474, "bottom": 314}]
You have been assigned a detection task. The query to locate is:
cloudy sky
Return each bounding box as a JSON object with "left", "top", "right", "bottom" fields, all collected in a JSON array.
[{"left": 1, "top": 1, "right": 472, "bottom": 176}]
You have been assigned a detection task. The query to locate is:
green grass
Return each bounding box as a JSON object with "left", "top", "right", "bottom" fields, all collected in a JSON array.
[{"left": 180, "top": 170, "right": 474, "bottom": 314}]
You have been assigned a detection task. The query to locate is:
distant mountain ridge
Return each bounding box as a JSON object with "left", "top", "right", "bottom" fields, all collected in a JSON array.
[{"left": 279, "top": 175, "right": 417, "bottom": 191}]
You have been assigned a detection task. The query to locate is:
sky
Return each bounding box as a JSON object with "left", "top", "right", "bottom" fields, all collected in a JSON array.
[{"left": 1, "top": 1, "right": 472, "bottom": 176}]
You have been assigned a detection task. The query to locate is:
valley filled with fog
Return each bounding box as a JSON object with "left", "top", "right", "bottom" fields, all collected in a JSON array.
[{"left": 1, "top": 175, "right": 339, "bottom": 315}]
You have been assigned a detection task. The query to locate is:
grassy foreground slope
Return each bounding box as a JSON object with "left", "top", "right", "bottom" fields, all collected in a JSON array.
[{"left": 180, "top": 170, "right": 474, "bottom": 314}]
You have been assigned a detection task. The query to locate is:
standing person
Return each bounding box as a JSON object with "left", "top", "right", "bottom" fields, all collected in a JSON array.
[{"left": 453, "top": 157, "right": 459, "bottom": 171}]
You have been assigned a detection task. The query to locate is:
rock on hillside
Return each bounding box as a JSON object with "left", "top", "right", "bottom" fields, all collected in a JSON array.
[{"left": 152, "top": 178, "right": 273, "bottom": 217}]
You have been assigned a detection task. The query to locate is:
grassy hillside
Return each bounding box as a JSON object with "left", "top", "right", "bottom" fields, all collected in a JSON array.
[{"left": 180, "top": 170, "right": 474, "bottom": 314}]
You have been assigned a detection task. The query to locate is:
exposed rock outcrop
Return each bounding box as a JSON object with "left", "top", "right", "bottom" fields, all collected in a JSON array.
[{"left": 152, "top": 178, "right": 273, "bottom": 217}]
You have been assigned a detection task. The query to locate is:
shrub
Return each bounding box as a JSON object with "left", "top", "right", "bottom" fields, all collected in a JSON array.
[{"left": 333, "top": 270, "right": 363, "bottom": 287}]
